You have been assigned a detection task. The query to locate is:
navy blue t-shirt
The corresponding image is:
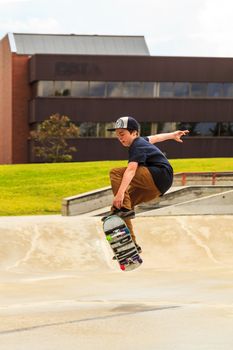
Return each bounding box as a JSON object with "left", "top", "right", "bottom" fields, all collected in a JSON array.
[{"left": 128, "top": 137, "right": 173, "bottom": 195}]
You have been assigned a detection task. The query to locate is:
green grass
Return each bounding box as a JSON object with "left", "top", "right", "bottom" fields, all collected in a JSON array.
[{"left": 0, "top": 158, "right": 232, "bottom": 216}]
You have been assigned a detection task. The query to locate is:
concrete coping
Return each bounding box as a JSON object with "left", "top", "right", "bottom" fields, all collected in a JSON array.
[{"left": 61, "top": 171, "right": 233, "bottom": 216}]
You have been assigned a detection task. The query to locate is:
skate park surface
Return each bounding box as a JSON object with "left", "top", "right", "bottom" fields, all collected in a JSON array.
[{"left": 0, "top": 214, "right": 232, "bottom": 350}]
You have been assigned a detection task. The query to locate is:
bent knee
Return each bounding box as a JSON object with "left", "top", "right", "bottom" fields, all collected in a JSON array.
[{"left": 109, "top": 167, "right": 126, "bottom": 178}]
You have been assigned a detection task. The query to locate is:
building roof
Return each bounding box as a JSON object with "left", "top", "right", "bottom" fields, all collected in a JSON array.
[{"left": 8, "top": 33, "right": 150, "bottom": 56}]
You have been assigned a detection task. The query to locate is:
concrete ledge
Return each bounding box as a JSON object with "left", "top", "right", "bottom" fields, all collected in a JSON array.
[
  {"left": 62, "top": 186, "right": 112, "bottom": 216},
  {"left": 138, "top": 185, "right": 233, "bottom": 210},
  {"left": 138, "top": 189, "right": 233, "bottom": 216}
]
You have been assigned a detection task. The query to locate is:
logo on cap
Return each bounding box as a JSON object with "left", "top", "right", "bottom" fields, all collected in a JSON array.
[{"left": 115, "top": 118, "right": 125, "bottom": 129}]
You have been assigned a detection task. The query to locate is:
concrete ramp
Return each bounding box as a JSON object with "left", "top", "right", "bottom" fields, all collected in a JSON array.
[
  {"left": 0, "top": 215, "right": 233, "bottom": 350},
  {"left": 0, "top": 215, "right": 232, "bottom": 273},
  {"left": 136, "top": 215, "right": 233, "bottom": 270},
  {"left": 0, "top": 216, "right": 110, "bottom": 273}
]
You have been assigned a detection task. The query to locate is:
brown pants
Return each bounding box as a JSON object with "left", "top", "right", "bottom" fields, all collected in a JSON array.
[{"left": 109, "top": 166, "right": 161, "bottom": 242}]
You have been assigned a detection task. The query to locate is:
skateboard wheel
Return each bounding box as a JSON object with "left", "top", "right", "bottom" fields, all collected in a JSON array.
[
  {"left": 120, "top": 265, "right": 126, "bottom": 271},
  {"left": 106, "top": 235, "right": 112, "bottom": 241}
]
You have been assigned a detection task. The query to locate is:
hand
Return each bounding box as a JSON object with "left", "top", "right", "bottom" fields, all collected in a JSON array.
[
  {"left": 113, "top": 191, "right": 125, "bottom": 209},
  {"left": 173, "top": 130, "right": 189, "bottom": 143}
]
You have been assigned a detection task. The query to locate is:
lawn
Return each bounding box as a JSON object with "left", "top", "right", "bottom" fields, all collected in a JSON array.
[{"left": 0, "top": 158, "right": 232, "bottom": 216}]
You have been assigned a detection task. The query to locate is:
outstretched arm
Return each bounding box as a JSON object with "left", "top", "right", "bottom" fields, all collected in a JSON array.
[{"left": 148, "top": 130, "right": 189, "bottom": 144}]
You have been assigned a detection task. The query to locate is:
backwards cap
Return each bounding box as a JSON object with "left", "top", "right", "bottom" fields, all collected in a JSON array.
[{"left": 107, "top": 116, "right": 140, "bottom": 131}]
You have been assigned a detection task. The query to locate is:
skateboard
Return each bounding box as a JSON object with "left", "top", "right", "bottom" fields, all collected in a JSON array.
[{"left": 103, "top": 215, "right": 143, "bottom": 271}]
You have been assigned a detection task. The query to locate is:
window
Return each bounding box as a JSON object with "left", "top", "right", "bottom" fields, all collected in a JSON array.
[
  {"left": 141, "top": 82, "right": 156, "bottom": 97},
  {"left": 35, "top": 80, "right": 233, "bottom": 99},
  {"left": 178, "top": 122, "right": 218, "bottom": 136},
  {"left": 159, "top": 83, "right": 173, "bottom": 97},
  {"left": 105, "top": 123, "right": 116, "bottom": 137},
  {"left": 207, "top": 83, "right": 223, "bottom": 97},
  {"left": 174, "top": 83, "right": 190, "bottom": 97},
  {"left": 223, "top": 83, "right": 233, "bottom": 97},
  {"left": 122, "top": 82, "right": 142, "bottom": 97},
  {"left": 96, "top": 123, "right": 106, "bottom": 137},
  {"left": 78, "top": 122, "right": 97, "bottom": 137},
  {"left": 54, "top": 81, "right": 71, "bottom": 96},
  {"left": 140, "top": 122, "right": 151, "bottom": 136},
  {"left": 157, "top": 122, "right": 177, "bottom": 133},
  {"left": 151, "top": 123, "right": 159, "bottom": 134},
  {"left": 190, "top": 83, "right": 207, "bottom": 97},
  {"left": 194, "top": 122, "right": 219, "bottom": 136},
  {"left": 72, "top": 81, "right": 89, "bottom": 97},
  {"left": 220, "top": 122, "right": 233, "bottom": 136},
  {"left": 37, "top": 81, "right": 54, "bottom": 96},
  {"left": 76, "top": 122, "right": 117, "bottom": 137},
  {"left": 106, "top": 82, "right": 123, "bottom": 97},
  {"left": 89, "top": 82, "right": 106, "bottom": 97}
]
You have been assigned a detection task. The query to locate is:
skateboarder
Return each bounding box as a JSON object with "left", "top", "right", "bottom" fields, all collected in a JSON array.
[{"left": 102, "top": 116, "right": 189, "bottom": 253}]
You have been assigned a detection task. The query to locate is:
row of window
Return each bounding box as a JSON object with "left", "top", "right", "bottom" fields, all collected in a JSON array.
[
  {"left": 70, "top": 122, "right": 233, "bottom": 137},
  {"left": 36, "top": 81, "right": 233, "bottom": 98}
]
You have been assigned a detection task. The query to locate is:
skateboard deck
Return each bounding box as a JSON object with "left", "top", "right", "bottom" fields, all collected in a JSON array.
[{"left": 103, "top": 215, "right": 143, "bottom": 271}]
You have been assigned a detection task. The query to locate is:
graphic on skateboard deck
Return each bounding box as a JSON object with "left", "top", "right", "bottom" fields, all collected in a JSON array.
[{"left": 103, "top": 215, "right": 143, "bottom": 271}]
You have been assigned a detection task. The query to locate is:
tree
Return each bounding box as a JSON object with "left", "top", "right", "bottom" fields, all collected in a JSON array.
[{"left": 30, "top": 114, "right": 79, "bottom": 162}]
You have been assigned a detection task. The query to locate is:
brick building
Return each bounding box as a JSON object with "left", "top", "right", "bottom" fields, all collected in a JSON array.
[{"left": 0, "top": 33, "right": 232, "bottom": 164}]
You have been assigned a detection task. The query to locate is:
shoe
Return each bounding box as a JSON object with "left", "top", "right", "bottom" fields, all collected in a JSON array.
[
  {"left": 135, "top": 244, "right": 142, "bottom": 254},
  {"left": 118, "top": 208, "right": 135, "bottom": 219},
  {"left": 112, "top": 243, "right": 142, "bottom": 260},
  {"left": 102, "top": 208, "right": 135, "bottom": 222}
]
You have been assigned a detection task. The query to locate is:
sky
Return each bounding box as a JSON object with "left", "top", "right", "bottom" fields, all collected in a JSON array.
[{"left": 0, "top": 0, "right": 233, "bottom": 57}]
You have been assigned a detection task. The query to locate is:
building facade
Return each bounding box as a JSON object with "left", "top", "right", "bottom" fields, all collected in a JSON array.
[{"left": 0, "top": 33, "right": 233, "bottom": 164}]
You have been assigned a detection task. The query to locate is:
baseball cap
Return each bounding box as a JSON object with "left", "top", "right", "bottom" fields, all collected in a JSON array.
[{"left": 107, "top": 116, "right": 140, "bottom": 132}]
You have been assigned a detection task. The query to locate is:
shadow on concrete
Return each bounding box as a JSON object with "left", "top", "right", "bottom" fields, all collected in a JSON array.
[{"left": 0, "top": 304, "right": 180, "bottom": 336}]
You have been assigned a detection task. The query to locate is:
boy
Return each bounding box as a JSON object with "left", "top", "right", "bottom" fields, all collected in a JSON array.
[{"left": 103, "top": 116, "right": 189, "bottom": 253}]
